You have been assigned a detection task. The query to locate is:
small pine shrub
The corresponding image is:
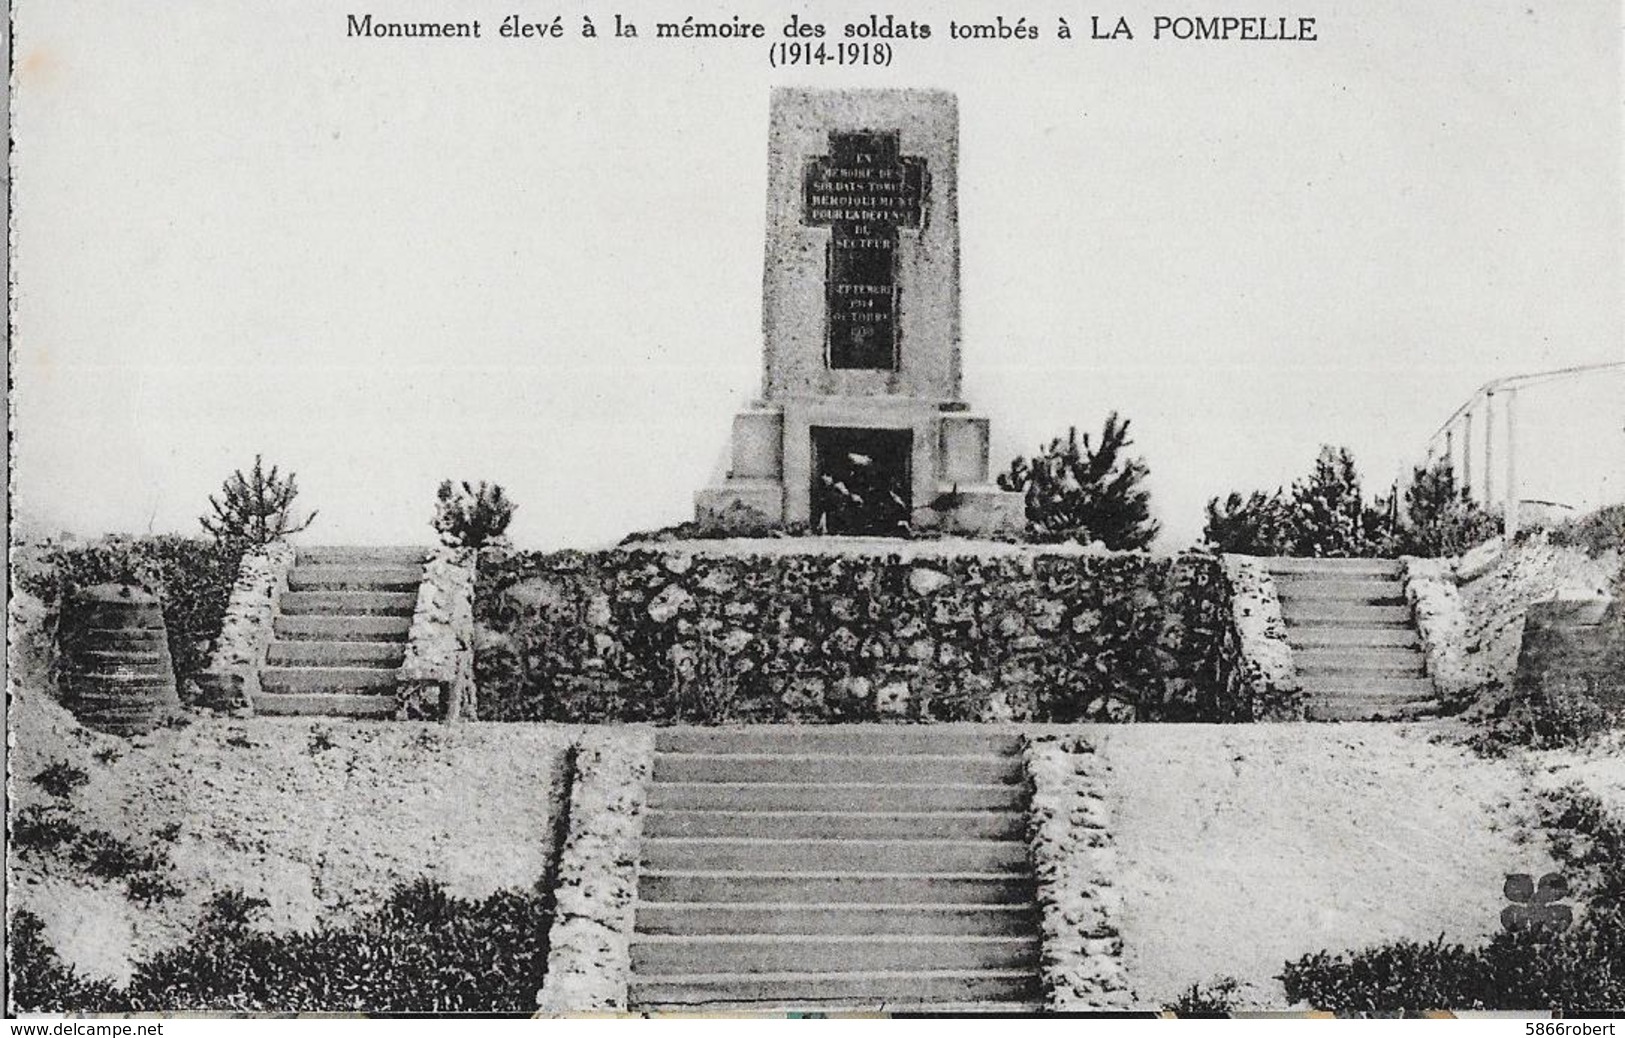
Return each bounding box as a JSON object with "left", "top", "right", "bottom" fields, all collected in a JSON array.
[
  {"left": 12, "top": 805, "right": 179, "bottom": 904},
  {"left": 1391, "top": 458, "right": 1501, "bottom": 557},
  {"left": 11, "top": 805, "right": 83, "bottom": 855},
  {"left": 433, "top": 480, "right": 516, "bottom": 548},
  {"left": 1168, "top": 976, "right": 1242, "bottom": 1014},
  {"left": 1203, "top": 490, "right": 1291, "bottom": 556},
  {"left": 999, "top": 412, "right": 1161, "bottom": 550},
  {"left": 200, "top": 455, "right": 317, "bottom": 550},
  {"left": 1205, "top": 450, "right": 1497, "bottom": 559},
  {"left": 32, "top": 762, "right": 89, "bottom": 800}
]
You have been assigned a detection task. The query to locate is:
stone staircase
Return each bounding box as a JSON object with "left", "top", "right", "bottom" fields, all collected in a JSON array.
[
  {"left": 1267, "top": 557, "right": 1436, "bottom": 721},
  {"left": 257, "top": 546, "right": 426, "bottom": 718},
  {"left": 629, "top": 727, "right": 1043, "bottom": 1013}
]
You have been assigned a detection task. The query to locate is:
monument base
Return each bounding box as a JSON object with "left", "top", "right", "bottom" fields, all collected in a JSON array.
[{"left": 696, "top": 399, "right": 1026, "bottom": 539}]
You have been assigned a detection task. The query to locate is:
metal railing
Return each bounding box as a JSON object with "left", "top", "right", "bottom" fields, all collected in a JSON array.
[{"left": 1424, "top": 360, "right": 1625, "bottom": 537}]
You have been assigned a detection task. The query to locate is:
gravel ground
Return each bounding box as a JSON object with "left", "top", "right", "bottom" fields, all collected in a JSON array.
[
  {"left": 7, "top": 690, "right": 576, "bottom": 983},
  {"left": 1096, "top": 722, "right": 1555, "bottom": 1010}
]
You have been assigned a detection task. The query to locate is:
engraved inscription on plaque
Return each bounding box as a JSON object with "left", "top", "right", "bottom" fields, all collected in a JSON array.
[{"left": 802, "top": 131, "right": 926, "bottom": 371}]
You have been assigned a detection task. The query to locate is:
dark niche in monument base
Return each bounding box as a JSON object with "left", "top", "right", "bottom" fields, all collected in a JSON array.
[{"left": 811, "top": 426, "right": 913, "bottom": 536}]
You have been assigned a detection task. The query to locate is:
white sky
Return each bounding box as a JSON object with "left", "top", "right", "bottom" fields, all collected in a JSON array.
[{"left": 11, "top": 0, "right": 1623, "bottom": 550}]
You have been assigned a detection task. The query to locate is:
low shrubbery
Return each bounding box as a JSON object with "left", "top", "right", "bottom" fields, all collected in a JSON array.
[
  {"left": 1205, "top": 451, "right": 1499, "bottom": 559},
  {"left": 17, "top": 535, "right": 240, "bottom": 683},
  {"left": 8, "top": 881, "right": 554, "bottom": 1014},
  {"left": 1546, "top": 504, "right": 1625, "bottom": 561},
  {"left": 1280, "top": 790, "right": 1625, "bottom": 1013},
  {"left": 12, "top": 788, "right": 182, "bottom": 906},
  {"left": 1468, "top": 685, "right": 1615, "bottom": 756}
]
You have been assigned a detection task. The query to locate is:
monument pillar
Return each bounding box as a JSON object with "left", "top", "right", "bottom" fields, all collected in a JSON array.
[{"left": 696, "top": 88, "right": 1024, "bottom": 537}]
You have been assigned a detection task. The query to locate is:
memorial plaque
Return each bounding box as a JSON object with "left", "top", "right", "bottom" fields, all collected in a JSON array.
[{"left": 803, "top": 131, "right": 926, "bottom": 370}]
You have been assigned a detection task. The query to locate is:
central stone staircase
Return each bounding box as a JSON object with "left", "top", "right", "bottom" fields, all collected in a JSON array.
[
  {"left": 256, "top": 546, "right": 426, "bottom": 718},
  {"left": 1267, "top": 557, "right": 1437, "bottom": 721},
  {"left": 629, "top": 727, "right": 1043, "bottom": 1013}
]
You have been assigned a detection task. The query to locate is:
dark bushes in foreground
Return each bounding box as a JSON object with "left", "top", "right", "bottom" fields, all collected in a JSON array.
[
  {"left": 8, "top": 881, "right": 553, "bottom": 1014},
  {"left": 1280, "top": 790, "right": 1625, "bottom": 1014}
]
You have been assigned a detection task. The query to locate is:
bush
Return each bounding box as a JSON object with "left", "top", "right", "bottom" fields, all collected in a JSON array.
[
  {"left": 1204, "top": 450, "right": 1497, "bottom": 559},
  {"left": 1167, "top": 976, "right": 1242, "bottom": 1014},
  {"left": 1280, "top": 789, "right": 1625, "bottom": 1013},
  {"left": 124, "top": 881, "right": 552, "bottom": 1013},
  {"left": 7, "top": 911, "right": 126, "bottom": 1013},
  {"left": 1469, "top": 684, "right": 1614, "bottom": 756},
  {"left": 1548, "top": 504, "right": 1625, "bottom": 559},
  {"left": 432, "top": 480, "right": 517, "bottom": 548},
  {"left": 11, "top": 804, "right": 180, "bottom": 904},
  {"left": 9, "top": 881, "right": 554, "bottom": 1014},
  {"left": 1204, "top": 490, "right": 1291, "bottom": 557},
  {"left": 31, "top": 762, "right": 89, "bottom": 800},
  {"left": 18, "top": 535, "right": 240, "bottom": 682},
  {"left": 200, "top": 455, "right": 317, "bottom": 550},
  {"left": 1390, "top": 458, "right": 1501, "bottom": 557},
  {"left": 998, "top": 412, "right": 1160, "bottom": 550}
]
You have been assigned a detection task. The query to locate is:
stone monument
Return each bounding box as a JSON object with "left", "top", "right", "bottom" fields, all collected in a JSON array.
[{"left": 696, "top": 88, "right": 1024, "bottom": 537}]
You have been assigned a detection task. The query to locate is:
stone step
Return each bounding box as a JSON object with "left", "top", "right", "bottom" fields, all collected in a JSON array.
[
  {"left": 1290, "top": 627, "right": 1420, "bottom": 649},
  {"left": 260, "top": 666, "right": 399, "bottom": 694},
  {"left": 641, "top": 838, "right": 1029, "bottom": 874},
  {"left": 253, "top": 692, "right": 398, "bottom": 718},
  {"left": 638, "top": 871, "right": 1033, "bottom": 905},
  {"left": 1276, "top": 582, "right": 1405, "bottom": 606},
  {"left": 654, "top": 726, "right": 1023, "bottom": 756},
  {"left": 296, "top": 545, "right": 429, "bottom": 565},
  {"left": 635, "top": 902, "right": 1039, "bottom": 937},
  {"left": 1264, "top": 557, "right": 1404, "bottom": 577},
  {"left": 629, "top": 969, "right": 1039, "bottom": 1008},
  {"left": 278, "top": 591, "right": 418, "bottom": 616},
  {"left": 1306, "top": 696, "right": 1440, "bottom": 722},
  {"left": 286, "top": 565, "right": 424, "bottom": 592},
  {"left": 652, "top": 752, "right": 1021, "bottom": 786},
  {"left": 78, "top": 627, "right": 169, "bottom": 649},
  {"left": 630, "top": 934, "right": 1040, "bottom": 976},
  {"left": 74, "top": 649, "right": 167, "bottom": 668},
  {"left": 1295, "top": 648, "right": 1426, "bottom": 678},
  {"left": 266, "top": 641, "right": 406, "bottom": 668},
  {"left": 274, "top": 615, "right": 413, "bottom": 642},
  {"left": 647, "top": 782, "right": 1024, "bottom": 813},
  {"left": 644, "top": 809, "right": 1027, "bottom": 841},
  {"left": 1283, "top": 603, "right": 1412, "bottom": 627},
  {"left": 1297, "top": 675, "right": 1436, "bottom": 697}
]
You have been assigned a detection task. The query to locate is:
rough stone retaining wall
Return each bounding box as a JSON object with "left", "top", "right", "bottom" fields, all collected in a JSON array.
[
  {"left": 536, "top": 728, "right": 654, "bottom": 1014},
  {"left": 1402, "top": 557, "right": 1476, "bottom": 699},
  {"left": 1217, "top": 555, "right": 1302, "bottom": 721},
  {"left": 1022, "top": 732, "right": 1132, "bottom": 1010},
  {"left": 195, "top": 542, "right": 294, "bottom": 711},
  {"left": 398, "top": 548, "right": 478, "bottom": 720},
  {"left": 476, "top": 543, "right": 1240, "bottom": 724}
]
